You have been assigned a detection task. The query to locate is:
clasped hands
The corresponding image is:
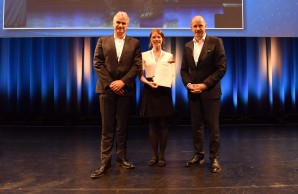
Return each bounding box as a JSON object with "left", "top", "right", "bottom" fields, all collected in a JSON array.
[
  {"left": 109, "top": 80, "right": 125, "bottom": 95},
  {"left": 187, "top": 83, "right": 207, "bottom": 94}
]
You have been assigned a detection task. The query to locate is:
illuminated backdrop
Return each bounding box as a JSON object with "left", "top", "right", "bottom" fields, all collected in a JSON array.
[
  {"left": 1, "top": 0, "right": 298, "bottom": 124},
  {"left": 1, "top": 37, "right": 297, "bottom": 123}
]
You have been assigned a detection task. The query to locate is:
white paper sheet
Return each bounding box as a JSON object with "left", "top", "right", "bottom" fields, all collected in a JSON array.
[{"left": 153, "top": 62, "right": 175, "bottom": 88}]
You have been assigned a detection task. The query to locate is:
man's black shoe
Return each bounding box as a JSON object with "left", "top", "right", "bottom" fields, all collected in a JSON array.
[
  {"left": 210, "top": 158, "right": 221, "bottom": 173},
  {"left": 90, "top": 164, "right": 111, "bottom": 179},
  {"left": 185, "top": 155, "right": 204, "bottom": 167},
  {"left": 116, "top": 158, "right": 135, "bottom": 169}
]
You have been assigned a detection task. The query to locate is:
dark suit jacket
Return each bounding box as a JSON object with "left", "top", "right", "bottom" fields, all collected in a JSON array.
[
  {"left": 93, "top": 35, "right": 142, "bottom": 96},
  {"left": 180, "top": 35, "right": 227, "bottom": 99}
]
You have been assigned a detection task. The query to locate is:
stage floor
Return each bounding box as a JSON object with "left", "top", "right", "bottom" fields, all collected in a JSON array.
[{"left": 0, "top": 124, "right": 298, "bottom": 193}]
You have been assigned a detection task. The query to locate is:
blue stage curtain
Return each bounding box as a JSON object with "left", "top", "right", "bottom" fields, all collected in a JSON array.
[{"left": 0, "top": 37, "right": 297, "bottom": 120}]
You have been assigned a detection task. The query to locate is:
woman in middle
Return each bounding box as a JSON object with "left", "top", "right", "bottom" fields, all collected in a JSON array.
[{"left": 139, "top": 29, "right": 175, "bottom": 167}]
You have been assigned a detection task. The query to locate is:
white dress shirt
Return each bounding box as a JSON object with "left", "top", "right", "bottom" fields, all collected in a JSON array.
[
  {"left": 114, "top": 35, "right": 125, "bottom": 62},
  {"left": 193, "top": 33, "right": 206, "bottom": 65}
]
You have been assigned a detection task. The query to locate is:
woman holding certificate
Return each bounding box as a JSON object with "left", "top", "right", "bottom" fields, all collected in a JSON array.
[{"left": 139, "top": 29, "right": 175, "bottom": 167}]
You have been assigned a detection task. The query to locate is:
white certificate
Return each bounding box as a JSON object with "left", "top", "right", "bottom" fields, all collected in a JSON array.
[{"left": 153, "top": 62, "right": 175, "bottom": 88}]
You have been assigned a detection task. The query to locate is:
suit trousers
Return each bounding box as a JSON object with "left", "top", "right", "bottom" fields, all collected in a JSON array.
[
  {"left": 188, "top": 94, "right": 221, "bottom": 160},
  {"left": 99, "top": 93, "right": 132, "bottom": 165}
]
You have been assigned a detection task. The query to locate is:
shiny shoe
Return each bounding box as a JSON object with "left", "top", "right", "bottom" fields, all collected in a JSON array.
[
  {"left": 90, "top": 164, "right": 111, "bottom": 179},
  {"left": 185, "top": 155, "right": 204, "bottom": 167},
  {"left": 116, "top": 158, "right": 135, "bottom": 169},
  {"left": 147, "top": 158, "right": 158, "bottom": 166},
  {"left": 210, "top": 158, "right": 221, "bottom": 173}
]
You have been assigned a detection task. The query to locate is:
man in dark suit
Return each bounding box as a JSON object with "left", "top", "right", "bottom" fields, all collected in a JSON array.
[
  {"left": 91, "top": 11, "right": 142, "bottom": 178},
  {"left": 180, "top": 15, "right": 227, "bottom": 173}
]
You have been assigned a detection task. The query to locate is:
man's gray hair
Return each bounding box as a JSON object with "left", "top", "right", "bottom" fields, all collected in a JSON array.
[{"left": 113, "top": 11, "right": 130, "bottom": 24}]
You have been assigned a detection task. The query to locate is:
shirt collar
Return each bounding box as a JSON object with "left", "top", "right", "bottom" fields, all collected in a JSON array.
[
  {"left": 114, "top": 34, "right": 126, "bottom": 41},
  {"left": 193, "top": 33, "right": 206, "bottom": 43}
]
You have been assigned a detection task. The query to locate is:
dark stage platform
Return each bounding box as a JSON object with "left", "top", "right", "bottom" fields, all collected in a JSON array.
[{"left": 0, "top": 124, "right": 298, "bottom": 193}]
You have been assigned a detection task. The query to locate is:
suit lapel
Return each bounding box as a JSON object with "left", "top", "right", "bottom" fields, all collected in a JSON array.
[
  {"left": 119, "top": 36, "right": 130, "bottom": 63},
  {"left": 107, "top": 35, "right": 118, "bottom": 62},
  {"left": 188, "top": 41, "right": 196, "bottom": 67},
  {"left": 197, "top": 36, "right": 210, "bottom": 66}
]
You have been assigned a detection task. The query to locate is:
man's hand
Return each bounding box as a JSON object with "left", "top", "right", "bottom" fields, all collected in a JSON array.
[
  {"left": 187, "top": 83, "right": 207, "bottom": 94},
  {"left": 110, "top": 80, "right": 125, "bottom": 95}
]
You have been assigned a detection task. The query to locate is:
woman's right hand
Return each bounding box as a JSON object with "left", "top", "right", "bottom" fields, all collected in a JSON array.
[{"left": 148, "top": 82, "right": 158, "bottom": 88}]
